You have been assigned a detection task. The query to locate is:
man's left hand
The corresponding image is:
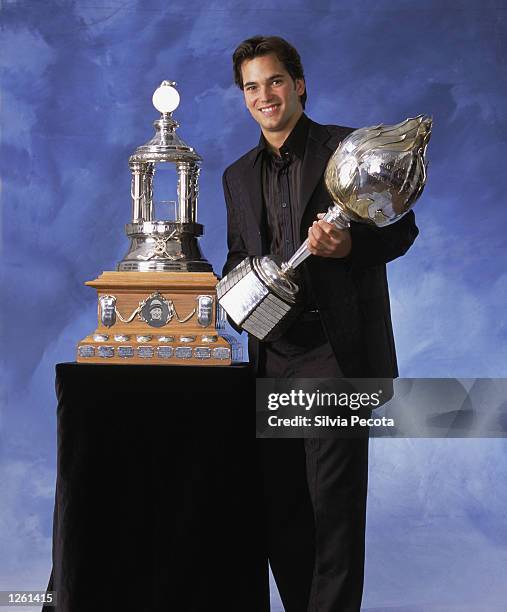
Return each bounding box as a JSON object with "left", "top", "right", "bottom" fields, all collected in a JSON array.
[{"left": 307, "top": 213, "right": 352, "bottom": 258}]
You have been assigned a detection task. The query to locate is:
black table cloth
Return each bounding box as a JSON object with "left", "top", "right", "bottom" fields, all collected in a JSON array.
[{"left": 45, "top": 362, "right": 265, "bottom": 612}]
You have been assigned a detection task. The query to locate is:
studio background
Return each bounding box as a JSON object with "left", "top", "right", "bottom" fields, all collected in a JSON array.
[{"left": 1, "top": 1, "right": 506, "bottom": 610}]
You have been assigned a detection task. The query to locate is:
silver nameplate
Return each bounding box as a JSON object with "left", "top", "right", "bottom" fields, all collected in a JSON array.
[
  {"left": 158, "top": 335, "right": 175, "bottom": 343},
  {"left": 117, "top": 346, "right": 134, "bottom": 358},
  {"left": 137, "top": 335, "right": 152, "bottom": 343},
  {"left": 98, "top": 346, "right": 114, "bottom": 358},
  {"left": 114, "top": 335, "right": 130, "bottom": 342},
  {"left": 137, "top": 346, "right": 154, "bottom": 358},
  {"left": 78, "top": 345, "right": 95, "bottom": 358},
  {"left": 201, "top": 334, "right": 218, "bottom": 343},
  {"left": 197, "top": 295, "right": 213, "bottom": 327},
  {"left": 157, "top": 346, "right": 174, "bottom": 359},
  {"left": 175, "top": 347, "right": 192, "bottom": 359},
  {"left": 179, "top": 335, "right": 195, "bottom": 343},
  {"left": 94, "top": 334, "right": 109, "bottom": 342},
  {"left": 99, "top": 295, "right": 117, "bottom": 328},
  {"left": 194, "top": 347, "right": 211, "bottom": 360},
  {"left": 212, "top": 347, "right": 231, "bottom": 360}
]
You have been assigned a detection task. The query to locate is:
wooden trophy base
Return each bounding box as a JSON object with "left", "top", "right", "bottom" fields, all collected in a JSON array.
[{"left": 77, "top": 271, "right": 233, "bottom": 366}]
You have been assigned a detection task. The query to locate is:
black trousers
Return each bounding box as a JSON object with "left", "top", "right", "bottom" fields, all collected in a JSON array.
[{"left": 258, "top": 320, "right": 370, "bottom": 612}]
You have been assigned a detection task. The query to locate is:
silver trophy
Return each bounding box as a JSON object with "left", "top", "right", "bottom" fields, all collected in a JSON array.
[
  {"left": 217, "top": 115, "right": 432, "bottom": 341},
  {"left": 118, "top": 80, "right": 211, "bottom": 272},
  {"left": 77, "top": 81, "right": 242, "bottom": 365}
]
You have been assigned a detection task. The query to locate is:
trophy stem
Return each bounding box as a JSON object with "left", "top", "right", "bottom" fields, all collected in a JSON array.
[
  {"left": 281, "top": 204, "right": 350, "bottom": 274},
  {"left": 282, "top": 241, "right": 312, "bottom": 273}
]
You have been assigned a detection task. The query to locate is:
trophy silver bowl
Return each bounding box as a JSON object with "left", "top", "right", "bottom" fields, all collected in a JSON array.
[{"left": 217, "top": 115, "right": 432, "bottom": 341}]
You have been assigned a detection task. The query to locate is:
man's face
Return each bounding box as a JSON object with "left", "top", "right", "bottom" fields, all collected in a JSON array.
[{"left": 241, "top": 53, "right": 305, "bottom": 134}]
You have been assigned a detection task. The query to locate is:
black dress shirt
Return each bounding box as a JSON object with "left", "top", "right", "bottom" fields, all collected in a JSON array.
[
  {"left": 253, "top": 113, "right": 317, "bottom": 311},
  {"left": 260, "top": 113, "right": 308, "bottom": 261}
]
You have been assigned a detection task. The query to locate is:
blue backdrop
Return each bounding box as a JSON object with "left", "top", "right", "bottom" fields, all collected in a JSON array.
[{"left": 2, "top": 1, "right": 506, "bottom": 610}]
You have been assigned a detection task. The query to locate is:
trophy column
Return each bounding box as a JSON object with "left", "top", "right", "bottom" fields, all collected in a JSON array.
[{"left": 77, "top": 81, "right": 238, "bottom": 366}]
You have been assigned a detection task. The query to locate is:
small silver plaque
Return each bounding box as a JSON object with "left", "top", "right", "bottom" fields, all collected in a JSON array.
[
  {"left": 114, "top": 335, "right": 130, "bottom": 342},
  {"left": 137, "top": 346, "right": 154, "bottom": 358},
  {"left": 213, "top": 347, "right": 231, "bottom": 360},
  {"left": 175, "top": 347, "right": 192, "bottom": 359},
  {"left": 78, "top": 345, "right": 95, "bottom": 358},
  {"left": 158, "top": 335, "right": 175, "bottom": 343},
  {"left": 179, "top": 335, "right": 195, "bottom": 343},
  {"left": 194, "top": 347, "right": 211, "bottom": 360},
  {"left": 201, "top": 334, "right": 218, "bottom": 343},
  {"left": 157, "top": 346, "right": 174, "bottom": 359},
  {"left": 137, "top": 335, "right": 152, "bottom": 343},
  {"left": 197, "top": 295, "right": 213, "bottom": 327},
  {"left": 94, "top": 334, "right": 109, "bottom": 342},
  {"left": 98, "top": 346, "right": 114, "bottom": 358},
  {"left": 99, "top": 295, "right": 117, "bottom": 328},
  {"left": 118, "top": 346, "right": 134, "bottom": 358}
]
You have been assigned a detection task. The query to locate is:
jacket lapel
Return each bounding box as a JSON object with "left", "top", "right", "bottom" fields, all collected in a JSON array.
[
  {"left": 242, "top": 149, "right": 264, "bottom": 254},
  {"left": 297, "top": 120, "right": 335, "bottom": 232}
]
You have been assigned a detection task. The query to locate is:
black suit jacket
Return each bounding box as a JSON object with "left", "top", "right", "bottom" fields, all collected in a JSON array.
[{"left": 221, "top": 118, "right": 419, "bottom": 377}]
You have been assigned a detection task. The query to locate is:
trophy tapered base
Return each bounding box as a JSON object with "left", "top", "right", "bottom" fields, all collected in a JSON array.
[
  {"left": 77, "top": 271, "right": 235, "bottom": 366},
  {"left": 217, "top": 256, "right": 303, "bottom": 342},
  {"left": 117, "top": 221, "right": 213, "bottom": 273}
]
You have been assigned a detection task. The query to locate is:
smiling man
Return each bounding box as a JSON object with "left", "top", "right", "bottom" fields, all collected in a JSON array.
[
  {"left": 221, "top": 36, "right": 419, "bottom": 612},
  {"left": 242, "top": 53, "right": 305, "bottom": 145}
]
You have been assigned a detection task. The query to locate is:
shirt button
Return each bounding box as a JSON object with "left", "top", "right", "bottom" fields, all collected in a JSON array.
[{"left": 281, "top": 202, "right": 287, "bottom": 208}]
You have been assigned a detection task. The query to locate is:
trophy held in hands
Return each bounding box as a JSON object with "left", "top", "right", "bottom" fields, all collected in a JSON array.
[
  {"left": 77, "top": 82, "right": 240, "bottom": 365},
  {"left": 217, "top": 115, "right": 432, "bottom": 342}
]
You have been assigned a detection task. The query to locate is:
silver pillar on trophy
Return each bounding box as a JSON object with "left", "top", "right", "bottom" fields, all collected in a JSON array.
[{"left": 118, "top": 80, "right": 212, "bottom": 272}]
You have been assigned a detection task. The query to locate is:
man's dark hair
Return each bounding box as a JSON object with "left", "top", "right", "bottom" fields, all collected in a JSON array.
[{"left": 232, "top": 36, "right": 307, "bottom": 109}]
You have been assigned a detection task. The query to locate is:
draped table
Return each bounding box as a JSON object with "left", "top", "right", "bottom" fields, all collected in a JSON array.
[{"left": 44, "top": 362, "right": 266, "bottom": 612}]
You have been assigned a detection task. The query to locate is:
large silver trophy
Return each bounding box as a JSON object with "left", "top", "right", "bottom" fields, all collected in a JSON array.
[
  {"left": 76, "top": 81, "right": 239, "bottom": 365},
  {"left": 217, "top": 115, "right": 432, "bottom": 341}
]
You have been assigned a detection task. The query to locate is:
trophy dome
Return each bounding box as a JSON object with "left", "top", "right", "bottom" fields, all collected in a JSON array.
[{"left": 130, "top": 80, "right": 201, "bottom": 164}]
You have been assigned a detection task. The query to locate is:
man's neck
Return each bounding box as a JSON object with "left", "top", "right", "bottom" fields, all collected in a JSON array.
[{"left": 262, "top": 109, "right": 303, "bottom": 156}]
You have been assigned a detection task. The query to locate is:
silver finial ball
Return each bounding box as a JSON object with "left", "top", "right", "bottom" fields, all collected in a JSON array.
[{"left": 152, "top": 81, "right": 180, "bottom": 113}]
